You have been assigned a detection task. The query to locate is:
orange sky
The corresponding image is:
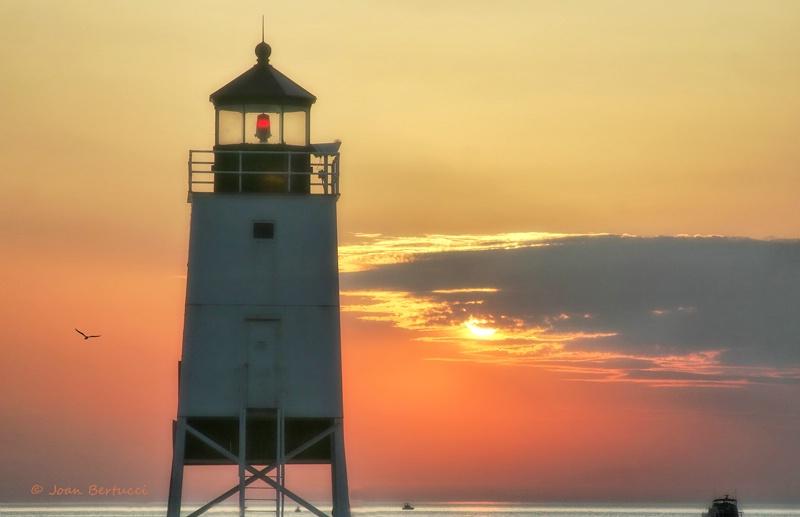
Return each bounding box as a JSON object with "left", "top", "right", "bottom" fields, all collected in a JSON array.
[{"left": 2, "top": 0, "right": 800, "bottom": 508}]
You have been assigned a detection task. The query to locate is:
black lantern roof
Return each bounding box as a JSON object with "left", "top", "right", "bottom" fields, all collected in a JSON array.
[{"left": 209, "top": 41, "right": 316, "bottom": 108}]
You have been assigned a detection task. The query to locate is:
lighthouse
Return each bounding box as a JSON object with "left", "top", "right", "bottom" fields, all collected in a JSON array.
[{"left": 167, "top": 37, "right": 349, "bottom": 517}]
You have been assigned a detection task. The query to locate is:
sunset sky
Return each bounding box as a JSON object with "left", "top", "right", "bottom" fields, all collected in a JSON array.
[{"left": 2, "top": 0, "right": 800, "bottom": 508}]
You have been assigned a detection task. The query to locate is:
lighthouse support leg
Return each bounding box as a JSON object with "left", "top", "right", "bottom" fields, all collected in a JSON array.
[
  {"left": 167, "top": 417, "right": 187, "bottom": 517},
  {"left": 331, "top": 419, "right": 351, "bottom": 517},
  {"left": 239, "top": 407, "right": 247, "bottom": 517}
]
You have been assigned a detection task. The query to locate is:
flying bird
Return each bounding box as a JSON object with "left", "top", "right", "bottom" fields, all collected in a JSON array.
[{"left": 75, "top": 328, "right": 101, "bottom": 340}]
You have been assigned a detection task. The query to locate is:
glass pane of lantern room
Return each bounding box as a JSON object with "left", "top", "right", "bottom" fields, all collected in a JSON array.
[
  {"left": 245, "top": 109, "right": 281, "bottom": 145},
  {"left": 283, "top": 110, "right": 308, "bottom": 146},
  {"left": 217, "top": 108, "right": 244, "bottom": 145}
]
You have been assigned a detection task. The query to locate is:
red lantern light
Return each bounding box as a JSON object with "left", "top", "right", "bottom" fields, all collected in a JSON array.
[{"left": 255, "top": 113, "right": 271, "bottom": 142}]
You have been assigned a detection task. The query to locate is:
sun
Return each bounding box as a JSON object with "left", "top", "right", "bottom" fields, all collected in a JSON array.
[{"left": 465, "top": 318, "right": 497, "bottom": 338}]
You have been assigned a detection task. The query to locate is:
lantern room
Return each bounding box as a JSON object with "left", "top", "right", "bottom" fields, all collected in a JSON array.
[
  {"left": 199, "top": 39, "right": 330, "bottom": 194},
  {"left": 211, "top": 40, "right": 315, "bottom": 147}
]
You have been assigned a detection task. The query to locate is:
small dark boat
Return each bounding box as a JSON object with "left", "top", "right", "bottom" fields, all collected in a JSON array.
[
  {"left": 402, "top": 503, "right": 414, "bottom": 510},
  {"left": 703, "top": 495, "right": 742, "bottom": 517}
]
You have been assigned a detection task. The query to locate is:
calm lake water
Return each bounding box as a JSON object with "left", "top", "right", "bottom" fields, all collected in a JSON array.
[{"left": 1, "top": 503, "right": 799, "bottom": 517}]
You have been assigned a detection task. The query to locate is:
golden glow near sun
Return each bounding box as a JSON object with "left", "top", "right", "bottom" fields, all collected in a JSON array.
[
  {"left": 465, "top": 318, "right": 497, "bottom": 338},
  {"left": 340, "top": 288, "right": 800, "bottom": 387}
]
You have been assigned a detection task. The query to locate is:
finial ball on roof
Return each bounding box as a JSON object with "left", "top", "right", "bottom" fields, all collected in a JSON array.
[{"left": 255, "top": 41, "right": 272, "bottom": 64}]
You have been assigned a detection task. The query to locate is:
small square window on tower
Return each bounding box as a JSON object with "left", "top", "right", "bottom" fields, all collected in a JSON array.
[{"left": 253, "top": 222, "right": 275, "bottom": 239}]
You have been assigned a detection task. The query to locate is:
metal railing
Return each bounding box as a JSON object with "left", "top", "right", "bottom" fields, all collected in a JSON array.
[{"left": 188, "top": 149, "right": 340, "bottom": 201}]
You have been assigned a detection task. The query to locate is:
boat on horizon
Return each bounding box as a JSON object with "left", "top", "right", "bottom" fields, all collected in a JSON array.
[
  {"left": 402, "top": 503, "right": 415, "bottom": 510},
  {"left": 703, "top": 495, "right": 742, "bottom": 517}
]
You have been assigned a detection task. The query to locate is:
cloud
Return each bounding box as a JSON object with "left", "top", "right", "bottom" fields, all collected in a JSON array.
[
  {"left": 341, "top": 234, "right": 800, "bottom": 387},
  {"left": 338, "top": 231, "right": 589, "bottom": 272}
]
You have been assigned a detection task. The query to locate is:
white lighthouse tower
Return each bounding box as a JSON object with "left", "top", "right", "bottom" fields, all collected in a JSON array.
[{"left": 167, "top": 37, "right": 349, "bottom": 517}]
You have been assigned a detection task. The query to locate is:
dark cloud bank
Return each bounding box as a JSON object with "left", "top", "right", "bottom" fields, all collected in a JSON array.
[{"left": 342, "top": 235, "right": 800, "bottom": 372}]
